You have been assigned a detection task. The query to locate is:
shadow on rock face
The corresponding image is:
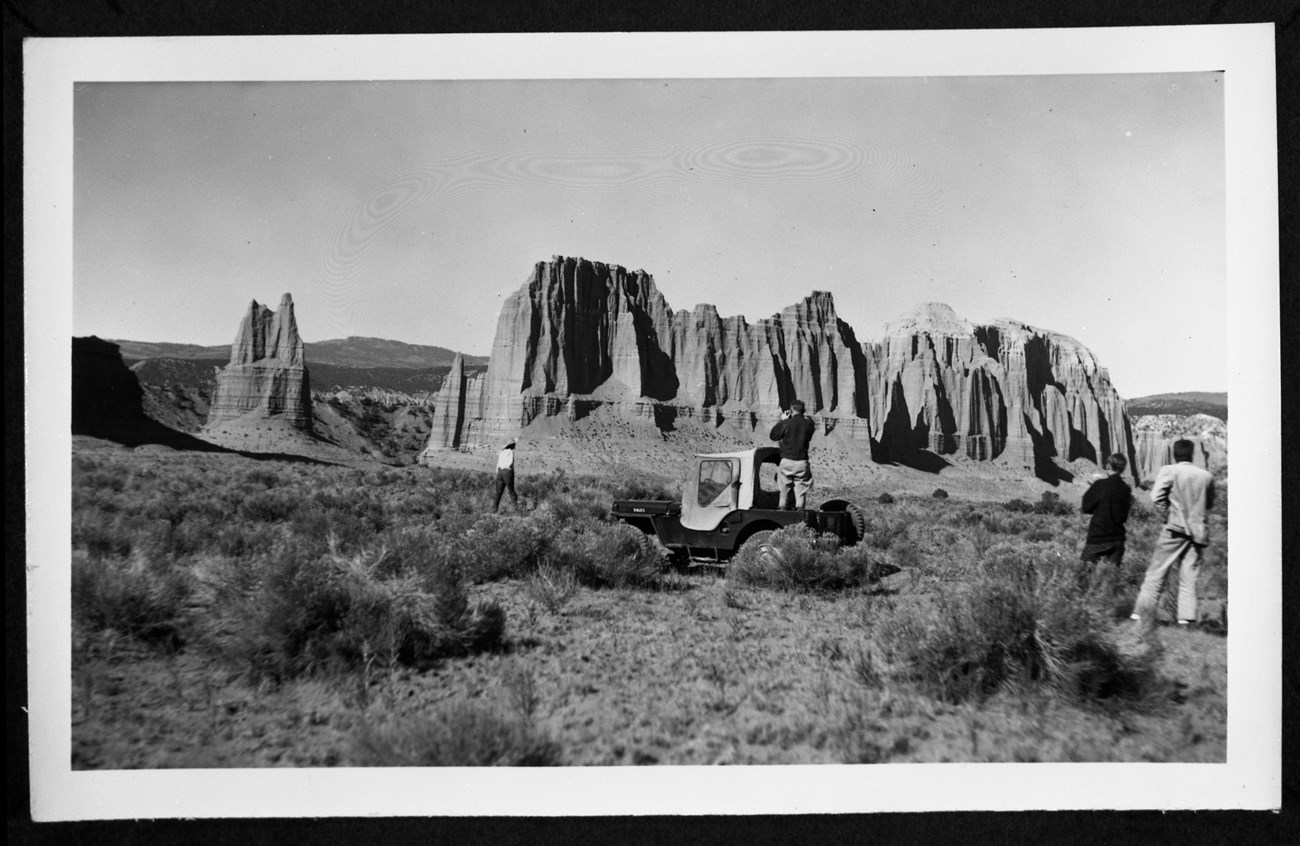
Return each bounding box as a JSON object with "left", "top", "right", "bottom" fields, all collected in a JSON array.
[
  {"left": 869, "top": 446, "right": 952, "bottom": 474},
  {"left": 72, "top": 336, "right": 337, "bottom": 466}
]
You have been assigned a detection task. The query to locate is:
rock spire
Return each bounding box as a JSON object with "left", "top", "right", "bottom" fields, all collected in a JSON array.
[{"left": 206, "top": 293, "right": 313, "bottom": 430}]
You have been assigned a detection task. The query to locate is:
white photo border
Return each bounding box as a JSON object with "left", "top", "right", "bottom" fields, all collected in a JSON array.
[{"left": 25, "top": 26, "right": 1280, "bottom": 819}]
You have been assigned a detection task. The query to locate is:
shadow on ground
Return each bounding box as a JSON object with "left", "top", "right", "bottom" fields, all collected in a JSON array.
[{"left": 73, "top": 417, "right": 341, "bottom": 466}]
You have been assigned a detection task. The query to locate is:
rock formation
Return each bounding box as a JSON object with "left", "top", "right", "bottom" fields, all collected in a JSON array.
[
  {"left": 205, "top": 294, "right": 313, "bottom": 430},
  {"left": 424, "top": 352, "right": 469, "bottom": 451},
  {"left": 864, "top": 304, "right": 1134, "bottom": 474},
  {"left": 420, "top": 256, "right": 1137, "bottom": 480},
  {"left": 1132, "top": 414, "right": 1227, "bottom": 483},
  {"left": 453, "top": 256, "right": 871, "bottom": 449},
  {"left": 72, "top": 336, "right": 224, "bottom": 451},
  {"left": 72, "top": 337, "right": 148, "bottom": 436}
]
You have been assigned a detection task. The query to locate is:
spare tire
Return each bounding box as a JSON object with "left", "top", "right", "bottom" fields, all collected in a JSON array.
[
  {"left": 819, "top": 498, "right": 868, "bottom": 545},
  {"left": 845, "top": 503, "right": 867, "bottom": 545}
]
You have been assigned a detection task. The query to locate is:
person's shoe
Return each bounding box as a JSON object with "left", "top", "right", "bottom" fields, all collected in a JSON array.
[
  {"left": 1177, "top": 619, "right": 1194, "bottom": 627},
  {"left": 1130, "top": 613, "right": 1140, "bottom": 621}
]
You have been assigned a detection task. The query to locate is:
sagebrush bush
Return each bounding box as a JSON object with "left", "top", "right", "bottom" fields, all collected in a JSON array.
[
  {"left": 352, "top": 701, "right": 561, "bottom": 766},
  {"left": 534, "top": 490, "right": 611, "bottom": 524},
  {"left": 194, "top": 536, "right": 506, "bottom": 683},
  {"left": 879, "top": 542, "right": 1159, "bottom": 707},
  {"left": 1034, "top": 491, "right": 1074, "bottom": 516},
  {"left": 461, "top": 513, "right": 554, "bottom": 582},
  {"left": 71, "top": 549, "right": 193, "bottom": 647},
  {"left": 861, "top": 512, "right": 908, "bottom": 551},
  {"left": 238, "top": 489, "right": 301, "bottom": 523},
  {"left": 548, "top": 519, "right": 663, "bottom": 588},
  {"left": 604, "top": 473, "right": 679, "bottom": 502},
  {"left": 729, "top": 524, "right": 881, "bottom": 591},
  {"left": 524, "top": 563, "right": 580, "bottom": 614},
  {"left": 71, "top": 509, "right": 139, "bottom": 559}
]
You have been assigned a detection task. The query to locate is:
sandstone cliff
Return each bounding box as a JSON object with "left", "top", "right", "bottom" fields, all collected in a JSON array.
[
  {"left": 1132, "top": 414, "right": 1227, "bottom": 482},
  {"left": 458, "top": 256, "right": 871, "bottom": 449},
  {"left": 863, "top": 304, "right": 1134, "bottom": 474},
  {"left": 206, "top": 294, "right": 313, "bottom": 430},
  {"left": 73, "top": 336, "right": 148, "bottom": 436},
  {"left": 420, "top": 256, "right": 1136, "bottom": 480},
  {"left": 72, "top": 336, "right": 223, "bottom": 451}
]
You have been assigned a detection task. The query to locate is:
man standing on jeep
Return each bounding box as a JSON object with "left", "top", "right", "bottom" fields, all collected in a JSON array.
[{"left": 768, "top": 399, "right": 814, "bottom": 510}]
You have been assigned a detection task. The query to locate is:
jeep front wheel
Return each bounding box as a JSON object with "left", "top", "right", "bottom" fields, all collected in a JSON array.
[{"left": 738, "top": 529, "right": 786, "bottom": 572}]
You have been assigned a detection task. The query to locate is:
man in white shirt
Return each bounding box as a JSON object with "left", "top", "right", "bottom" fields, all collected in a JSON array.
[
  {"left": 493, "top": 440, "right": 519, "bottom": 513},
  {"left": 1131, "top": 439, "right": 1216, "bottom": 628}
]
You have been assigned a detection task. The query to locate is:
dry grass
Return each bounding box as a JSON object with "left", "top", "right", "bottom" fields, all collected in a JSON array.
[{"left": 70, "top": 446, "right": 1228, "bottom": 767}]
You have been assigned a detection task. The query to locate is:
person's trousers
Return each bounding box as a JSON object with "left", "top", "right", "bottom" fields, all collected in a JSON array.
[
  {"left": 493, "top": 468, "right": 518, "bottom": 512},
  {"left": 1134, "top": 528, "right": 1202, "bottom": 623},
  {"left": 1079, "top": 541, "right": 1125, "bottom": 589},
  {"left": 776, "top": 458, "right": 813, "bottom": 510}
]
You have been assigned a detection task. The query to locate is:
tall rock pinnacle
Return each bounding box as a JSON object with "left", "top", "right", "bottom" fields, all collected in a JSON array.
[{"left": 206, "top": 293, "right": 313, "bottom": 430}]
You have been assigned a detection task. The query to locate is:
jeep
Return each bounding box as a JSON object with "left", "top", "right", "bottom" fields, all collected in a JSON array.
[{"left": 610, "top": 447, "right": 867, "bottom": 565}]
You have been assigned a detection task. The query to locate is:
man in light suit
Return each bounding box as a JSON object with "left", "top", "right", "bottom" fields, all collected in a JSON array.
[
  {"left": 493, "top": 440, "right": 519, "bottom": 513},
  {"left": 1131, "top": 439, "right": 1216, "bottom": 628}
]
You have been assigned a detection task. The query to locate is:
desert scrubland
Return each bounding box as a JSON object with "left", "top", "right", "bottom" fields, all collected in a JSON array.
[{"left": 70, "top": 437, "right": 1227, "bottom": 768}]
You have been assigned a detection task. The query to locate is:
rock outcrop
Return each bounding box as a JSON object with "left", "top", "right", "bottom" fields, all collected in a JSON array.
[
  {"left": 420, "top": 256, "right": 1136, "bottom": 479},
  {"left": 1132, "top": 414, "right": 1227, "bottom": 482},
  {"left": 72, "top": 337, "right": 148, "bottom": 436},
  {"left": 205, "top": 294, "right": 313, "bottom": 430},
  {"left": 72, "top": 336, "right": 224, "bottom": 451},
  {"left": 452, "top": 256, "right": 871, "bottom": 451},
  {"left": 864, "top": 304, "right": 1134, "bottom": 474}
]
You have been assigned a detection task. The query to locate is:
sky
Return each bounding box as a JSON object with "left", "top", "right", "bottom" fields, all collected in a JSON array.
[{"left": 73, "top": 74, "right": 1225, "bottom": 398}]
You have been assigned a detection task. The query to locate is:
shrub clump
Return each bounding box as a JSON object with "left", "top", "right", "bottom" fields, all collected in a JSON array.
[
  {"left": 201, "top": 540, "right": 505, "bottom": 682},
  {"left": 352, "top": 702, "right": 561, "bottom": 766},
  {"left": 71, "top": 549, "right": 193, "bottom": 648},
  {"left": 729, "top": 524, "right": 883, "bottom": 591},
  {"left": 461, "top": 514, "right": 555, "bottom": 582},
  {"left": 931, "top": 488, "right": 949, "bottom": 500},
  {"left": 547, "top": 520, "right": 663, "bottom": 589},
  {"left": 1003, "top": 498, "right": 1034, "bottom": 514},
  {"left": 523, "top": 564, "right": 580, "bottom": 614},
  {"left": 878, "top": 492, "right": 896, "bottom": 504},
  {"left": 1034, "top": 491, "right": 1074, "bottom": 516},
  {"left": 878, "top": 543, "right": 1159, "bottom": 708}
]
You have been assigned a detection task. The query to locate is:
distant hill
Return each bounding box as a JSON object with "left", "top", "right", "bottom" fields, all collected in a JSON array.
[
  {"left": 310, "top": 363, "right": 471, "bottom": 394},
  {"left": 119, "top": 333, "right": 491, "bottom": 400},
  {"left": 1126, "top": 392, "right": 1227, "bottom": 422},
  {"left": 305, "top": 338, "right": 489, "bottom": 369},
  {"left": 129, "top": 357, "right": 487, "bottom": 397},
  {"left": 113, "top": 336, "right": 489, "bottom": 370},
  {"left": 113, "top": 340, "right": 229, "bottom": 361}
]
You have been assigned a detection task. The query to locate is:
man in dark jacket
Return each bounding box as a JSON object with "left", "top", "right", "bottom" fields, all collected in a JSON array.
[
  {"left": 768, "top": 400, "right": 815, "bottom": 510},
  {"left": 1080, "top": 452, "right": 1132, "bottom": 568}
]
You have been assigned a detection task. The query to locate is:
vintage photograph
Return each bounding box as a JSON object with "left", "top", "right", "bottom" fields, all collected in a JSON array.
[{"left": 26, "top": 29, "right": 1280, "bottom": 818}]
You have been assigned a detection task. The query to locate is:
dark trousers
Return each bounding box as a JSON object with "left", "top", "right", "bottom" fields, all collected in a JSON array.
[
  {"left": 1079, "top": 540, "right": 1124, "bottom": 591},
  {"left": 493, "top": 468, "right": 518, "bottom": 512},
  {"left": 1080, "top": 540, "right": 1125, "bottom": 567}
]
